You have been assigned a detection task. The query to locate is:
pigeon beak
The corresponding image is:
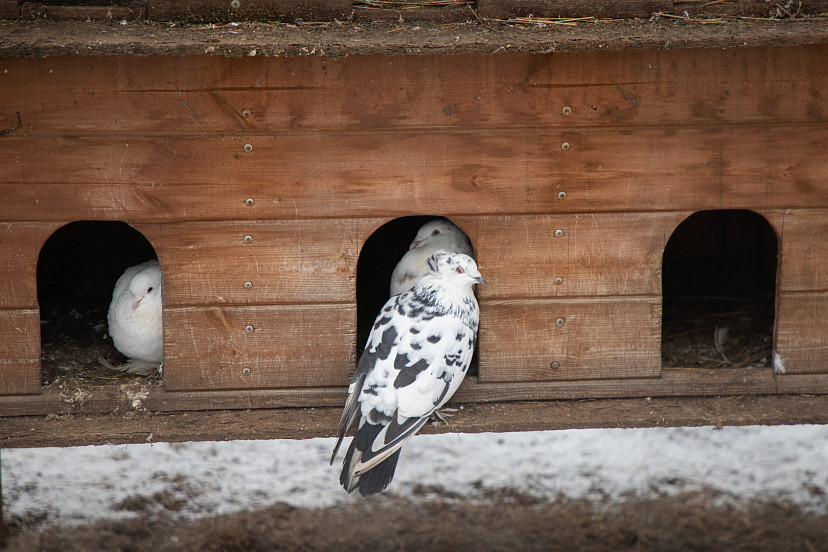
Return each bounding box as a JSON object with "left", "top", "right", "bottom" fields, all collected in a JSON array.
[
  {"left": 475, "top": 275, "right": 487, "bottom": 285},
  {"left": 409, "top": 239, "right": 421, "bottom": 250},
  {"left": 132, "top": 296, "right": 143, "bottom": 310}
]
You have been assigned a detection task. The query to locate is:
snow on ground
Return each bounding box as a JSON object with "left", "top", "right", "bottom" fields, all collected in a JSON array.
[{"left": 3, "top": 424, "right": 828, "bottom": 527}]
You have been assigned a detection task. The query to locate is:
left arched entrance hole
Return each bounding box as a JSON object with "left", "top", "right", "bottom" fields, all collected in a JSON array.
[{"left": 37, "top": 221, "right": 158, "bottom": 385}]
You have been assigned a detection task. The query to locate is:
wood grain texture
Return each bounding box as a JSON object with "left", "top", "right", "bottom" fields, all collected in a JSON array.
[
  {"left": 1, "top": 125, "right": 826, "bottom": 222},
  {"left": 3, "top": 46, "right": 826, "bottom": 133},
  {"left": 478, "top": 297, "right": 661, "bottom": 382},
  {"left": 676, "top": 1, "right": 828, "bottom": 16},
  {"left": 156, "top": 219, "right": 377, "bottom": 307},
  {"left": 0, "top": 0, "right": 18, "bottom": 19},
  {"left": 4, "top": 394, "right": 828, "bottom": 448},
  {"left": 21, "top": 3, "right": 144, "bottom": 20},
  {"left": 775, "top": 292, "right": 828, "bottom": 374},
  {"left": 4, "top": 368, "right": 824, "bottom": 420},
  {"left": 147, "top": 0, "right": 350, "bottom": 22},
  {"left": 163, "top": 305, "right": 355, "bottom": 391},
  {"left": 478, "top": 0, "right": 671, "bottom": 18},
  {"left": 0, "top": 223, "right": 60, "bottom": 308},
  {"left": 459, "top": 212, "right": 689, "bottom": 299},
  {"left": 778, "top": 209, "right": 828, "bottom": 292},
  {"left": 0, "top": 309, "right": 40, "bottom": 395}
]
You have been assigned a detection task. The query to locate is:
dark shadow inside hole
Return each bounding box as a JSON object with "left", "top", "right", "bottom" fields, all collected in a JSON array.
[
  {"left": 356, "top": 215, "right": 478, "bottom": 376},
  {"left": 661, "top": 210, "right": 777, "bottom": 369},
  {"left": 37, "top": 221, "right": 158, "bottom": 385}
]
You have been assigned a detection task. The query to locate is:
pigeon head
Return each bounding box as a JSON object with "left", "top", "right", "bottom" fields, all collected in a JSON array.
[
  {"left": 426, "top": 250, "right": 486, "bottom": 287},
  {"left": 408, "top": 219, "right": 470, "bottom": 251},
  {"left": 128, "top": 265, "right": 162, "bottom": 311}
]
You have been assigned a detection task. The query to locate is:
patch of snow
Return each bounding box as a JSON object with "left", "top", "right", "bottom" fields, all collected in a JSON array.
[{"left": 3, "top": 424, "right": 827, "bottom": 527}]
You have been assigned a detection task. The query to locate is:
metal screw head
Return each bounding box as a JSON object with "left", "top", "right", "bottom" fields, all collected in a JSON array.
[
  {"left": 245, "top": 325, "right": 254, "bottom": 334},
  {"left": 245, "top": 197, "right": 255, "bottom": 206},
  {"left": 554, "top": 277, "right": 563, "bottom": 285},
  {"left": 562, "top": 106, "right": 572, "bottom": 116},
  {"left": 242, "top": 368, "right": 251, "bottom": 376},
  {"left": 243, "top": 143, "right": 253, "bottom": 153},
  {"left": 243, "top": 281, "right": 253, "bottom": 290},
  {"left": 554, "top": 229, "right": 564, "bottom": 238},
  {"left": 561, "top": 142, "right": 571, "bottom": 151},
  {"left": 555, "top": 317, "right": 564, "bottom": 327},
  {"left": 241, "top": 109, "right": 251, "bottom": 118},
  {"left": 557, "top": 191, "right": 567, "bottom": 200},
  {"left": 243, "top": 234, "right": 254, "bottom": 244},
  {"left": 550, "top": 361, "right": 561, "bottom": 370}
]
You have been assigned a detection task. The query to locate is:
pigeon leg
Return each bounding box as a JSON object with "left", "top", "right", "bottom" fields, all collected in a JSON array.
[{"left": 429, "top": 405, "right": 463, "bottom": 425}]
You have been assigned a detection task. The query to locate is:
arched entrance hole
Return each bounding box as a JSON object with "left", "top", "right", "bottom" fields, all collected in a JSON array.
[
  {"left": 356, "top": 216, "right": 476, "bottom": 371},
  {"left": 37, "top": 221, "right": 158, "bottom": 385},
  {"left": 661, "top": 210, "right": 777, "bottom": 368}
]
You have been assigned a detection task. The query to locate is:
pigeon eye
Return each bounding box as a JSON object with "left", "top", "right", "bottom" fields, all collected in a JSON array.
[
  {"left": 431, "top": 229, "right": 441, "bottom": 235},
  {"left": 147, "top": 287, "right": 154, "bottom": 293},
  {"left": 455, "top": 267, "right": 465, "bottom": 274}
]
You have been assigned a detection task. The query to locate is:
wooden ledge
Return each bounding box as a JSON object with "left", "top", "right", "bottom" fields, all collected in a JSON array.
[
  {"left": 1, "top": 394, "right": 827, "bottom": 449},
  {"left": 1, "top": 17, "right": 827, "bottom": 58}
]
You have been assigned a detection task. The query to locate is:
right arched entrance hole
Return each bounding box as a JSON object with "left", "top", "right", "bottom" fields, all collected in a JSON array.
[{"left": 661, "top": 210, "right": 778, "bottom": 368}]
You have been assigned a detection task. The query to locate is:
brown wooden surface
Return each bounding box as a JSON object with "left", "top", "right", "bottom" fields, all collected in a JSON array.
[
  {"left": 479, "top": 297, "right": 661, "bottom": 382},
  {"left": 478, "top": 0, "right": 671, "bottom": 19},
  {"left": 2, "top": 126, "right": 827, "bottom": 222},
  {"left": 2, "top": 392, "right": 827, "bottom": 449},
  {"left": 0, "top": 309, "right": 40, "bottom": 395},
  {"left": 0, "top": 223, "right": 60, "bottom": 308},
  {"left": 778, "top": 209, "right": 828, "bottom": 292},
  {"left": 163, "top": 305, "right": 355, "bottom": 390},
  {"left": 776, "top": 292, "right": 828, "bottom": 374},
  {"left": 4, "top": 47, "right": 826, "bottom": 132},
  {"left": 1, "top": 367, "right": 826, "bottom": 415},
  {"left": 156, "top": 219, "right": 374, "bottom": 307},
  {"left": 21, "top": 3, "right": 144, "bottom": 20},
  {"left": 462, "top": 213, "right": 690, "bottom": 299},
  {"left": 1, "top": 43, "right": 828, "bottom": 403},
  {"left": 147, "top": 0, "right": 351, "bottom": 22},
  {"left": 0, "top": 0, "right": 17, "bottom": 19}
]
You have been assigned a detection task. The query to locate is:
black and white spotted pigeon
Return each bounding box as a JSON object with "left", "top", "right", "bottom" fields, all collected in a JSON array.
[
  {"left": 102, "top": 260, "right": 163, "bottom": 376},
  {"left": 332, "top": 250, "right": 485, "bottom": 496},
  {"left": 389, "top": 219, "right": 473, "bottom": 296}
]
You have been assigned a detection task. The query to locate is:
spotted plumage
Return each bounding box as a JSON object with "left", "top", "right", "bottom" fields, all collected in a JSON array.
[{"left": 331, "top": 251, "right": 486, "bottom": 496}]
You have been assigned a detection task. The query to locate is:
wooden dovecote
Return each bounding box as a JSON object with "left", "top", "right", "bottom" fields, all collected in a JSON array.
[{"left": 0, "top": 9, "right": 827, "bottom": 442}]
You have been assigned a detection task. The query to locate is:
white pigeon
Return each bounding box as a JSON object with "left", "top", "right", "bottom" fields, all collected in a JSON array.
[
  {"left": 332, "top": 250, "right": 486, "bottom": 496},
  {"left": 103, "top": 260, "right": 163, "bottom": 376},
  {"left": 389, "top": 219, "right": 474, "bottom": 297}
]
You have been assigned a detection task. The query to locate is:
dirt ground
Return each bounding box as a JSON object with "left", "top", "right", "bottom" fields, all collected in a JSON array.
[{"left": 3, "top": 489, "right": 827, "bottom": 552}]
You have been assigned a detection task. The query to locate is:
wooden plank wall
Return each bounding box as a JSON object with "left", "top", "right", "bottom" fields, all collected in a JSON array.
[
  {"left": 5, "top": 1, "right": 828, "bottom": 21},
  {"left": 1, "top": 44, "right": 827, "bottom": 398}
]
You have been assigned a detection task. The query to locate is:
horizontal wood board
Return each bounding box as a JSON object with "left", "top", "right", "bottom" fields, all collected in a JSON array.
[
  {"left": 479, "top": 297, "right": 662, "bottom": 382},
  {"left": 163, "top": 305, "right": 356, "bottom": 390},
  {"left": 4, "top": 394, "right": 828, "bottom": 449},
  {"left": 4, "top": 1, "right": 828, "bottom": 22},
  {"left": 1, "top": 125, "right": 827, "bottom": 222},
  {"left": 2, "top": 46, "right": 827, "bottom": 132}
]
